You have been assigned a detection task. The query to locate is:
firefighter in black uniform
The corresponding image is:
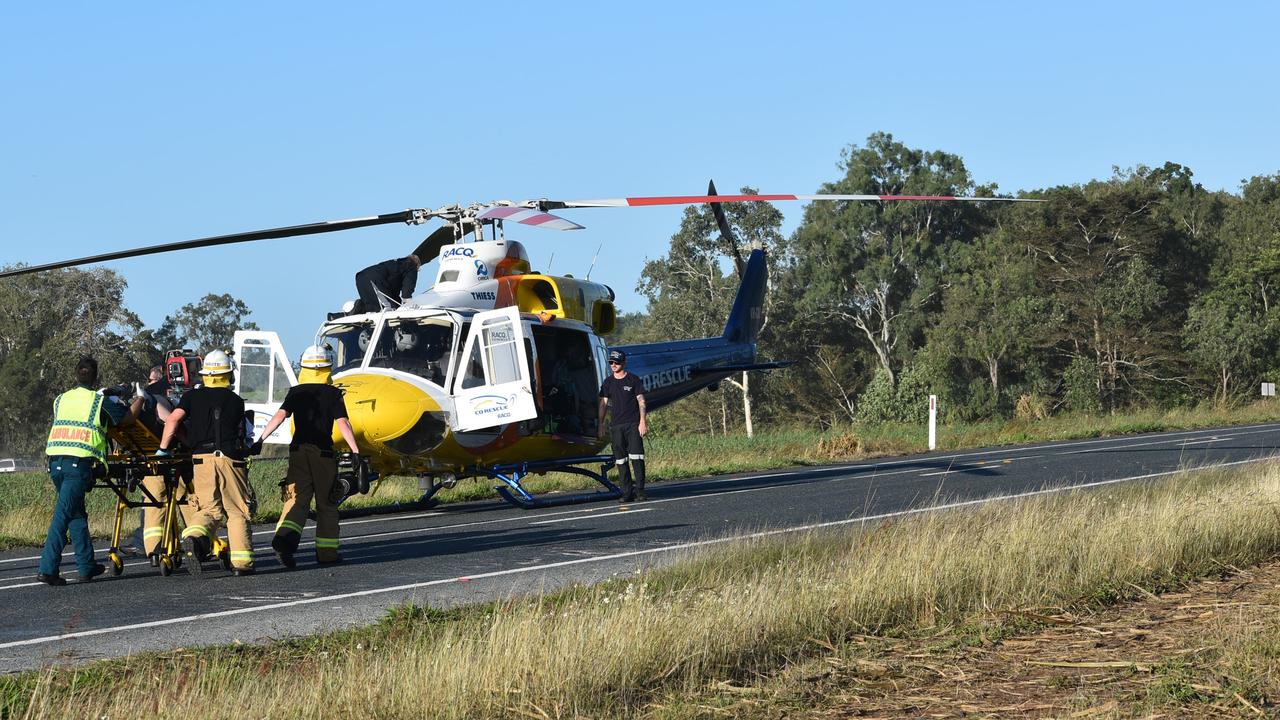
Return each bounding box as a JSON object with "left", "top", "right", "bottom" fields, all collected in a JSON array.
[
  {"left": 352, "top": 254, "right": 422, "bottom": 314},
  {"left": 597, "top": 349, "right": 648, "bottom": 502},
  {"left": 253, "top": 345, "right": 360, "bottom": 567},
  {"left": 157, "top": 349, "right": 255, "bottom": 576}
]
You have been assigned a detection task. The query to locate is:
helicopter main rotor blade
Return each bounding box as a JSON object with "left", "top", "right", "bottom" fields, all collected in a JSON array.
[
  {"left": 474, "top": 206, "right": 584, "bottom": 230},
  {"left": 0, "top": 210, "right": 425, "bottom": 279},
  {"left": 543, "top": 193, "right": 1041, "bottom": 209},
  {"left": 707, "top": 180, "right": 745, "bottom": 277},
  {"left": 411, "top": 223, "right": 460, "bottom": 265}
]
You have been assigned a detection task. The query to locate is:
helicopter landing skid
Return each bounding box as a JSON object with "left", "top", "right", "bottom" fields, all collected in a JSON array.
[{"left": 474, "top": 455, "right": 620, "bottom": 509}]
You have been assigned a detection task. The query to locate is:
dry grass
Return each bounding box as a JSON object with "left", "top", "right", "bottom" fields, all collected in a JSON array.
[{"left": 8, "top": 457, "right": 1280, "bottom": 718}]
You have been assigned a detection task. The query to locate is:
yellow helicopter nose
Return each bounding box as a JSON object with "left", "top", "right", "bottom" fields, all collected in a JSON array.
[{"left": 336, "top": 373, "right": 449, "bottom": 455}]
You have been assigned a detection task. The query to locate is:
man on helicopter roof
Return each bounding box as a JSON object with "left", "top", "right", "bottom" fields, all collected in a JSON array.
[{"left": 351, "top": 253, "right": 423, "bottom": 314}]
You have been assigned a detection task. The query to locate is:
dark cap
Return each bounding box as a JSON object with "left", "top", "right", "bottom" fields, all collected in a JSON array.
[{"left": 607, "top": 349, "right": 626, "bottom": 364}]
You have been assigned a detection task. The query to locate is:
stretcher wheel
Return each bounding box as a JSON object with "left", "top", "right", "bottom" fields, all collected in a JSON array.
[
  {"left": 108, "top": 552, "right": 123, "bottom": 576},
  {"left": 159, "top": 555, "right": 173, "bottom": 577}
]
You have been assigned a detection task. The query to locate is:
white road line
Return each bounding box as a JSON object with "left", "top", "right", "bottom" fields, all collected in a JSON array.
[
  {"left": 531, "top": 508, "right": 653, "bottom": 525},
  {"left": 806, "top": 423, "right": 1280, "bottom": 470},
  {"left": 3, "top": 422, "right": 1278, "bottom": 569},
  {"left": 1179, "top": 437, "right": 1227, "bottom": 446},
  {"left": 1061, "top": 428, "right": 1271, "bottom": 455},
  {"left": 663, "top": 425, "right": 1276, "bottom": 486},
  {"left": 0, "top": 506, "right": 589, "bottom": 569},
  {"left": 0, "top": 505, "right": 657, "bottom": 589},
  {"left": 0, "top": 582, "right": 41, "bottom": 591},
  {"left": 920, "top": 468, "right": 970, "bottom": 477},
  {"left": 2, "top": 455, "right": 1274, "bottom": 651}
]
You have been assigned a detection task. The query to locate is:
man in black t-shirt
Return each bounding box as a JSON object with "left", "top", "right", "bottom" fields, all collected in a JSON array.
[
  {"left": 157, "top": 350, "right": 255, "bottom": 576},
  {"left": 254, "top": 345, "right": 360, "bottom": 568},
  {"left": 597, "top": 349, "right": 648, "bottom": 502}
]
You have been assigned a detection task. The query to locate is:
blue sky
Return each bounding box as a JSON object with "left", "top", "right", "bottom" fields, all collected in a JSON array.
[{"left": 2, "top": 2, "right": 1277, "bottom": 359}]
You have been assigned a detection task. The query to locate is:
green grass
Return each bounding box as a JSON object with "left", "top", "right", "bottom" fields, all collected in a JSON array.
[
  {"left": 3, "top": 401, "right": 1278, "bottom": 549},
  {"left": 8, "top": 456, "right": 1280, "bottom": 718}
]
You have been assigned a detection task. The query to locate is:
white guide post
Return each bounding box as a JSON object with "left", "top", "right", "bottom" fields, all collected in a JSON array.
[{"left": 928, "top": 394, "right": 937, "bottom": 450}]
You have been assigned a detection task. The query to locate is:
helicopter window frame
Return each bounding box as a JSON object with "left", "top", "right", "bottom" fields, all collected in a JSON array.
[
  {"left": 366, "top": 314, "right": 460, "bottom": 389},
  {"left": 318, "top": 321, "right": 377, "bottom": 374},
  {"left": 457, "top": 312, "right": 526, "bottom": 390}
]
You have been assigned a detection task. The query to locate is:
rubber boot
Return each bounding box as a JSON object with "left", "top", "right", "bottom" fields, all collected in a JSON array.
[
  {"left": 633, "top": 460, "right": 647, "bottom": 501},
  {"left": 272, "top": 529, "right": 300, "bottom": 569},
  {"left": 617, "top": 462, "right": 634, "bottom": 503}
]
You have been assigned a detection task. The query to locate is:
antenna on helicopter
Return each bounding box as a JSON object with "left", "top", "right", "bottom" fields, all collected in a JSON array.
[
  {"left": 546, "top": 252, "right": 555, "bottom": 274},
  {"left": 585, "top": 243, "right": 602, "bottom": 280}
]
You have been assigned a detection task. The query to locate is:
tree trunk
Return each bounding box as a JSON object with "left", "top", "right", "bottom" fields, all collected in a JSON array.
[{"left": 741, "top": 371, "right": 754, "bottom": 438}]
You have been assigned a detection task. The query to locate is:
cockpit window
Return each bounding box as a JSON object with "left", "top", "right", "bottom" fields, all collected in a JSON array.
[
  {"left": 320, "top": 322, "right": 374, "bottom": 373},
  {"left": 369, "top": 317, "right": 456, "bottom": 386}
]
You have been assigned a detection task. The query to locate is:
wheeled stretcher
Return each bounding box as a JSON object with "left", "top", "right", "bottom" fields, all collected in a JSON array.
[{"left": 97, "top": 398, "right": 232, "bottom": 576}]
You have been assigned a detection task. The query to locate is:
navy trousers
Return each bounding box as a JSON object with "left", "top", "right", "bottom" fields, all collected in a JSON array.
[{"left": 39, "top": 457, "right": 97, "bottom": 577}]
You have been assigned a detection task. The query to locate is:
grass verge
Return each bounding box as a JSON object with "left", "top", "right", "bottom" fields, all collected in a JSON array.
[{"left": 6, "top": 456, "right": 1280, "bottom": 718}]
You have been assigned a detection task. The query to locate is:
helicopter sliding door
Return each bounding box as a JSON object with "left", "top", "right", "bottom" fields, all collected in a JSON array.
[
  {"left": 451, "top": 307, "right": 538, "bottom": 432},
  {"left": 530, "top": 324, "right": 602, "bottom": 437}
]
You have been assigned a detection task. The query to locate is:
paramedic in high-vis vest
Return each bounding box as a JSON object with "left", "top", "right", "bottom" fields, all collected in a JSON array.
[{"left": 38, "top": 356, "right": 143, "bottom": 586}]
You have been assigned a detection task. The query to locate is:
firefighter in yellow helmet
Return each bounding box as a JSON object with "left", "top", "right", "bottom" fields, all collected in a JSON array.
[
  {"left": 157, "top": 349, "right": 256, "bottom": 576},
  {"left": 38, "top": 356, "right": 144, "bottom": 585},
  {"left": 254, "top": 344, "right": 360, "bottom": 567}
]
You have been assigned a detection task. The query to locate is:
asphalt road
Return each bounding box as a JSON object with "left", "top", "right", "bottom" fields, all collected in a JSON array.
[{"left": 3, "top": 422, "right": 1279, "bottom": 672}]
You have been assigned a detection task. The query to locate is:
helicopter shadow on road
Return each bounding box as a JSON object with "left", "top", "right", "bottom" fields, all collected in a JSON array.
[{"left": 645, "top": 459, "right": 1009, "bottom": 502}]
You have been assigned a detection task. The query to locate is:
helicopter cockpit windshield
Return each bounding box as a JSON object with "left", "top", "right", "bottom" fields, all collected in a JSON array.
[
  {"left": 369, "top": 316, "right": 456, "bottom": 387},
  {"left": 319, "top": 321, "right": 375, "bottom": 373}
]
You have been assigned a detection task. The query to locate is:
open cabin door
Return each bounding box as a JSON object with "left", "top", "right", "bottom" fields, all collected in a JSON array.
[
  {"left": 233, "top": 330, "right": 298, "bottom": 445},
  {"left": 451, "top": 307, "right": 538, "bottom": 432}
]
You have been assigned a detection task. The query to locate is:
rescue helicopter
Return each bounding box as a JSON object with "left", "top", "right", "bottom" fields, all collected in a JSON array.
[{"left": 1, "top": 185, "right": 1037, "bottom": 508}]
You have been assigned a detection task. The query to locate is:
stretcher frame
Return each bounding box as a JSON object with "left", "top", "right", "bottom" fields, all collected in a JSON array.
[{"left": 99, "top": 407, "right": 232, "bottom": 576}]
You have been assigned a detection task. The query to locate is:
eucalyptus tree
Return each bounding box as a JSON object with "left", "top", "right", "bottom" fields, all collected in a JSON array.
[
  {"left": 929, "top": 224, "right": 1051, "bottom": 410},
  {"left": 1019, "top": 173, "right": 1188, "bottom": 410},
  {"left": 155, "top": 292, "right": 259, "bottom": 354},
  {"left": 0, "top": 266, "right": 146, "bottom": 454},
  {"left": 790, "top": 132, "right": 987, "bottom": 387},
  {"left": 1184, "top": 173, "right": 1280, "bottom": 400}
]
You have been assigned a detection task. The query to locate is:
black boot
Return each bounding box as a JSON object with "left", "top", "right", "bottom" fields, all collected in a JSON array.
[
  {"left": 617, "top": 462, "right": 634, "bottom": 502},
  {"left": 182, "top": 536, "right": 205, "bottom": 578},
  {"left": 633, "top": 460, "right": 647, "bottom": 501},
  {"left": 272, "top": 531, "right": 299, "bottom": 569}
]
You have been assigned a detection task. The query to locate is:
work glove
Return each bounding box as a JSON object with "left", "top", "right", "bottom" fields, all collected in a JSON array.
[
  {"left": 155, "top": 448, "right": 171, "bottom": 458},
  {"left": 249, "top": 439, "right": 264, "bottom": 457}
]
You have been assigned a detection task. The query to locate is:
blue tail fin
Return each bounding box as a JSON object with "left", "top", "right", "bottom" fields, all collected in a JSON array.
[{"left": 722, "top": 248, "right": 767, "bottom": 344}]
